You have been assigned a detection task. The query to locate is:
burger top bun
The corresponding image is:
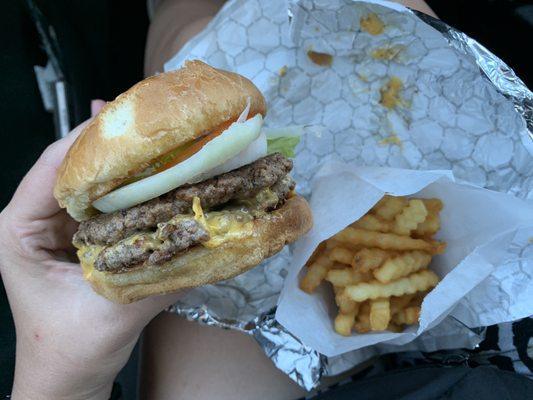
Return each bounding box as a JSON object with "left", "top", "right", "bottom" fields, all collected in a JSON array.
[{"left": 54, "top": 60, "right": 267, "bottom": 221}]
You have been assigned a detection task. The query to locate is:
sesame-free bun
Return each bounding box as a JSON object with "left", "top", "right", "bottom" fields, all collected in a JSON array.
[
  {"left": 78, "top": 196, "right": 312, "bottom": 304},
  {"left": 54, "top": 60, "right": 267, "bottom": 221}
]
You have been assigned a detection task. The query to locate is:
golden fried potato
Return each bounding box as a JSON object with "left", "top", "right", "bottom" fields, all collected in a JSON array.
[
  {"left": 351, "top": 214, "right": 392, "bottom": 232},
  {"left": 373, "top": 251, "right": 432, "bottom": 283},
  {"left": 390, "top": 294, "right": 415, "bottom": 315},
  {"left": 369, "top": 298, "right": 391, "bottom": 331},
  {"left": 328, "top": 247, "right": 356, "bottom": 265},
  {"left": 333, "top": 227, "right": 443, "bottom": 254},
  {"left": 300, "top": 194, "right": 445, "bottom": 336},
  {"left": 335, "top": 311, "right": 357, "bottom": 336},
  {"left": 345, "top": 270, "right": 440, "bottom": 302},
  {"left": 392, "top": 306, "right": 421, "bottom": 325},
  {"left": 300, "top": 255, "right": 333, "bottom": 293},
  {"left": 326, "top": 268, "right": 373, "bottom": 287},
  {"left": 393, "top": 199, "right": 428, "bottom": 235},
  {"left": 335, "top": 288, "right": 360, "bottom": 314},
  {"left": 352, "top": 248, "right": 390, "bottom": 272},
  {"left": 372, "top": 196, "right": 408, "bottom": 220},
  {"left": 354, "top": 302, "right": 371, "bottom": 333}
]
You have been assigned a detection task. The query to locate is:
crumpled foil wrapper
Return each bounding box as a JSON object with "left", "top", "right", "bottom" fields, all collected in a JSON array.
[{"left": 164, "top": 0, "right": 533, "bottom": 390}]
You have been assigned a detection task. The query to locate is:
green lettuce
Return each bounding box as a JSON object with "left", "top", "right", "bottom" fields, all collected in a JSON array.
[{"left": 266, "top": 135, "right": 301, "bottom": 158}]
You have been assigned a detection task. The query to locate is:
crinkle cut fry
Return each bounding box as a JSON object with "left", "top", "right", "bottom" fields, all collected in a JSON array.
[{"left": 345, "top": 270, "right": 440, "bottom": 302}]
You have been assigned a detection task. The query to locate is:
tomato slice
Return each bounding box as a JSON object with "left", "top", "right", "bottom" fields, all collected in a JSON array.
[{"left": 154, "top": 119, "right": 236, "bottom": 174}]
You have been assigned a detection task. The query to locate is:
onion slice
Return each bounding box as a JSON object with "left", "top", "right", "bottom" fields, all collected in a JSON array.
[
  {"left": 93, "top": 114, "right": 263, "bottom": 213},
  {"left": 236, "top": 97, "right": 251, "bottom": 123},
  {"left": 190, "top": 132, "right": 267, "bottom": 183},
  {"left": 262, "top": 125, "right": 304, "bottom": 139}
]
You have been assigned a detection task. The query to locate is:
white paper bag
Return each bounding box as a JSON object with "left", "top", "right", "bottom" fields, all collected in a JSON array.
[{"left": 276, "top": 163, "right": 533, "bottom": 357}]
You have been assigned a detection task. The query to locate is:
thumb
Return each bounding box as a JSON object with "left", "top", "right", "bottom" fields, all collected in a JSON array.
[
  {"left": 9, "top": 118, "right": 92, "bottom": 221},
  {"left": 91, "top": 99, "right": 106, "bottom": 117}
]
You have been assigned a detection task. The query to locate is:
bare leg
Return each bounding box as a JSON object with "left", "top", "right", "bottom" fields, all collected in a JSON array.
[
  {"left": 396, "top": 0, "right": 437, "bottom": 18},
  {"left": 144, "top": 0, "right": 226, "bottom": 76},
  {"left": 144, "top": 0, "right": 435, "bottom": 76},
  {"left": 140, "top": 313, "right": 306, "bottom": 400}
]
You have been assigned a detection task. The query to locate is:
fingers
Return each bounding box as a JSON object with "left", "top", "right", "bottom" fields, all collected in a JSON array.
[
  {"left": 9, "top": 118, "right": 92, "bottom": 221},
  {"left": 30, "top": 210, "right": 79, "bottom": 252},
  {"left": 91, "top": 99, "right": 106, "bottom": 117}
]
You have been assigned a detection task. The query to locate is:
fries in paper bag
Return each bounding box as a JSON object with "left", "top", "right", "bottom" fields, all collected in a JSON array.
[{"left": 276, "top": 163, "right": 533, "bottom": 357}]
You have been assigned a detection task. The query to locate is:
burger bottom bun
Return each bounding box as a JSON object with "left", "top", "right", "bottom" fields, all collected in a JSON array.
[{"left": 80, "top": 196, "right": 312, "bottom": 303}]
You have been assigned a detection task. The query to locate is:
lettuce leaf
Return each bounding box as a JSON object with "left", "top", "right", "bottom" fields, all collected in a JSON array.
[{"left": 266, "top": 135, "right": 301, "bottom": 158}]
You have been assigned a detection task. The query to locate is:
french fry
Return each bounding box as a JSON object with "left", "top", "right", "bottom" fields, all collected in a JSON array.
[
  {"left": 333, "top": 227, "right": 443, "bottom": 254},
  {"left": 414, "top": 213, "right": 440, "bottom": 237},
  {"left": 329, "top": 247, "right": 356, "bottom": 265},
  {"left": 387, "top": 322, "right": 403, "bottom": 332},
  {"left": 354, "top": 302, "right": 371, "bottom": 333},
  {"left": 330, "top": 262, "right": 348, "bottom": 270},
  {"left": 306, "top": 241, "right": 327, "bottom": 266},
  {"left": 431, "top": 241, "right": 447, "bottom": 255},
  {"left": 369, "top": 298, "right": 391, "bottom": 331},
  {"left": 415, "top": 199, "right": 443, "bottom": 237},
  {"left": 300, "top": 255, "right": 333, "bottom": 293},
  {"left": 423, "top": 198, "right": 443, "bottom": 213},
  {"left": 334, "top": 311, "right": 357, "bottom": 336},
  {"left": 327, "top": 268, "right": 355, "bottom": 286},
  {"left": 409, "top": 291, "right": 427, "bottom": 307},
  {"left": 326, "top": 268, "right": 373, "bottom": 286},
  {"left": 352, "top": 248, "right": 390, "bottom": 272},
  {"left": 335, "top": 288, "right": 360, "bottom": 314},
  {"left": 373, "top": 251, "right": 432, "bottom": 283},
  {"left": 392, "top": 306, "right": 421, "bottom": 325},
  {"left": 345, "top": 270, "right": 440, "bottom": 302},
  {"left": 301, "top": 195, "right": 445, "bottom": 335},
  {"left": 390, "top": 294, "right": 415, "bottom": 315},
  {"left": 372, "top": 196, "right": 408, "bottom": 220},
  {"left": 326, "top": 239, "right": 342, "bottom": 250},
  {"left": 351, "top": 214, "right": 391, "bottom": 232},
  {"left": 393, "top": 199, "right": 428, "bottom": 235}
]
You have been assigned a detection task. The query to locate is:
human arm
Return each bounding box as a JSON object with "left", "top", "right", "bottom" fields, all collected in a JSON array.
[{"left": 0, "top": 112, "right": 182, "bottom": 400}]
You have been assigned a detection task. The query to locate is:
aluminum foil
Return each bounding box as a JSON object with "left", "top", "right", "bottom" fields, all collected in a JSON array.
[{"left": 164, "top": 0, "right": 533, "bottom": 390}]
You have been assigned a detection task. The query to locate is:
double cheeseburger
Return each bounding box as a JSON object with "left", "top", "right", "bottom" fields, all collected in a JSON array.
[{"left": 54, "top": 61, "right": 312, "bottom": 303}]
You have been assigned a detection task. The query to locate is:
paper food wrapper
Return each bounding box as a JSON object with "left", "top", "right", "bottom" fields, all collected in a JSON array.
[
  {"left": 162, "top": 0, "right": 533, "bottom": 388},
  {"left": 276, "top": 165, "right": 533, "bottom": 357}
]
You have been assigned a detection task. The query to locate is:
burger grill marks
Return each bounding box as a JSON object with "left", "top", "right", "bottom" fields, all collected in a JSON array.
[{"left": 75, "top": 153, "right": 296, "bottom": 272}]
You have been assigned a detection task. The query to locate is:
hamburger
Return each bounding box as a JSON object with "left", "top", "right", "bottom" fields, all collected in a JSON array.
[{"left": 54, "top": 61, "right": 312, "bottom": 304}]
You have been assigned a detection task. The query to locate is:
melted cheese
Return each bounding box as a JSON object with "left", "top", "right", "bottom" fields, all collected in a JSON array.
[
  {"left": 77, "top": 245, "right": 104, "bottom": 279},
  {"left": 78, "top": 197, "right": 261, "bottom": 273},
  {"left": 192, "top": 196, "right": 254, "bottom": 248}
]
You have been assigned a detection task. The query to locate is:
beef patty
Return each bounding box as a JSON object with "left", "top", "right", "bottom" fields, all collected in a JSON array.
[
  {"left": 94, "top": 218, "right": 210, "bottom": 272},
  {"left": 75, "top": 153, "right": 293, "bottom": 246}
]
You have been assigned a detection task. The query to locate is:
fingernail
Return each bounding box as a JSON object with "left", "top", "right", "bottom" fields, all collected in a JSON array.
[{"left": 90, "top": 99, "right": 106, "bottom": 117}]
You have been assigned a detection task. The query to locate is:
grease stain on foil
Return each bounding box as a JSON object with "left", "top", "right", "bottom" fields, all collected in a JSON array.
[
  {"left": 360, "top": 13, "right": 385, "bottom": 35},
  {"left": 307, "top": 50, "right": 334, "bottom": 66},
  {"left": 372, "top": 45, "right": 404, "bottom": 61},
  {"left": 379, "top": 77, "right": 405, "bottom": 109}
]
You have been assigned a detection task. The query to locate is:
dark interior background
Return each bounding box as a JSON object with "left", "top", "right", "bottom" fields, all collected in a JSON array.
[{"left": 1, "top": 0, "right": 531, "bottom": 397}]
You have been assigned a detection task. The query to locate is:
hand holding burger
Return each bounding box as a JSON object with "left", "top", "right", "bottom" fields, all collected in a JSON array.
[
  {"left": 0, "top": 115, "right": 184, "bottom": 400},
  {"left": 0, "top": 62, "right": 311, "bottom": 398},
  {"left": 54, "top": 61, "right": 312, "bottom": 303}
]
